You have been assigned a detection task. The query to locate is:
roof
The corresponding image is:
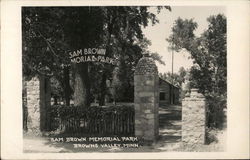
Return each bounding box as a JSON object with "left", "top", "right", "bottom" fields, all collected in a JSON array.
[{"left": 159, "top": 77, "right": 180, "bottom": 89}]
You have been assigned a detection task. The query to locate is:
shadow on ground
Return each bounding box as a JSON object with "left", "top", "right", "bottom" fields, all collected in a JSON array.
[{"left": 23, "top": 104, "right": 183, "bottom": 152}]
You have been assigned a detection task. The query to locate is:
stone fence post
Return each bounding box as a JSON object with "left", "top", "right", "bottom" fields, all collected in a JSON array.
[
  {"left": 134, "top": 53, "right": 159, "bottom": 142},
  {"left": 26, "top": 75, "right": 51, "bottom": 135},
  {"left": 182, "top": 88, "right": 206, "bottom": 147}
]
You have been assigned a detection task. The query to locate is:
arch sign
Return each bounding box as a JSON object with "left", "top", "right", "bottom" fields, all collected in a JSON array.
[{"left": 69, "top": 48, "right": 118, "bottom": 65}]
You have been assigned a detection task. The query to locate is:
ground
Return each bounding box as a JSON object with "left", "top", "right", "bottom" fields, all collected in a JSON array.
[{"left": 23, "top": 104, "right": 225, "bottom": 152}]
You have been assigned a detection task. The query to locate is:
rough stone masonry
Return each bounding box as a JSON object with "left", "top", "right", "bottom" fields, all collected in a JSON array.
[
  {"left": 26, "top": 75, "right": 51, "bottom": 135},
  {"left": 182, "top": 88, "right": 206, "bottom": 147},
  {"left": 134, "top": 53, "right": 159, "bottom": 142}
]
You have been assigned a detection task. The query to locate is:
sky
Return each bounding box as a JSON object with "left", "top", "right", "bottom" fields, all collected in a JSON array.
[{"left": 142, "top": 6, "right": 226, "bottom": 74}]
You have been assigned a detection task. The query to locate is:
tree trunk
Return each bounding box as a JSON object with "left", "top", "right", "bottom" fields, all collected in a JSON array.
[
  {"left": 99, "top": 72, "right": 107, "bottom": 106},
  {"left": 64, "top": 67, "right": 71, "bottom": 106},
  {"left": 98, "top": 18, "right": 113, "bottom": 106},
  {"left": 114, "top": 88, "right": 117, "bottom": 106},
  {"left": 74, "top": 63, "right": 91, "bottom": 107},
  {"left": 54, "top": 96, "right": 58, "bottom": 105}
]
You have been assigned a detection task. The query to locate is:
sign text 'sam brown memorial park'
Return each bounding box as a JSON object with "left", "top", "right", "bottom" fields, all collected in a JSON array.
[{"left": 69, "top": 48, "right": 118, "bottom": 65}]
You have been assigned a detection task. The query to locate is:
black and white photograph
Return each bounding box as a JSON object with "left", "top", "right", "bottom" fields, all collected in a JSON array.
[
  {"left": 21, "top": 5, "right": 227, "bottom": 153},
  {"left": 1, "top": 0, "right": 249, "bottom": 159}
]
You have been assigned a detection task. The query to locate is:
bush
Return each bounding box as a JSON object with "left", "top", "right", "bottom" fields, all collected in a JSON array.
[{"left": 206, "top": 93, "right": 227, "bottom": 129}]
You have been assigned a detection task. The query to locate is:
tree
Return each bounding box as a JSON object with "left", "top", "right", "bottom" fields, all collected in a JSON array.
[
  {"left": 22, "top": 7, "right": 171, "bottom": 107},
  {"left": 109, "top": 37, "right": 166, "bottom": 103},
  {"left": 110, "top": 67, "right": 122, "bottom": 104},
  {"left": 167, "top": 14, "right": 227, "bottom": 128},
  {"left": 23, "top": 7, "right": 107, "bottom": 107},
  {"left": 50, "top": 77, "right": 64, "bottom": 105},
  {"left": 22, "top": 7, "right": 73, "bottom": 106},
  {"left": 96, "top": 7, "right": 170, "bottom": 105},
  {"left": 159, "top": 67, "right": 187, "bottom": 87}
]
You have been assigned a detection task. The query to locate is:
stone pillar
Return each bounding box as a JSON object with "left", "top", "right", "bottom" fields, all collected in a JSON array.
[
  {"left": 134, "top": 53, "right": 159, "bottom": 142},
  {"left": 26, "top": 75, "right": 51, "bottom": 135},
  {"left": 182, "top": 88, "right": 206, "bottom": 147}
]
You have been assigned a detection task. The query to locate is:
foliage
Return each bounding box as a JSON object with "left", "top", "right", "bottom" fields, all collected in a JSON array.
[
  {"left": 22, "top": 7, "right": 68, "bottom": 77},
  {"left": 98, "top": 7, "right": 170, "bottom": 104},
  {"left": 22, "top": 7, "right": 170, "bottom": 105},
  {"left": 50, "top": 77, "right": 63, "bottom": 96},
  {"left": 110, "top": 67, "right": 124, "bottom": 103},
  {"left": 159, "top": 67, "right": 187, "bottom": 87},
  {"left": 49, "top": 105, "right": 135, "bottom": 135},
  {"left": 167, "top": 14, "right": 227, "bottom": 128},
  {"left": 51, "top": 105, "right": 134, "bottom": 119}
]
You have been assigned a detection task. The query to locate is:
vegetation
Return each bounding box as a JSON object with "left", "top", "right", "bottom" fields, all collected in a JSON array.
[
  {"left": 167, "top": 14, "right": 227, "bottom": 128},
  {"left": 159, "top": 67, "right": 187, "bottom": 87},
  {"left": 22, "top": 7, "right": 171, "bottom": 106},
  {"left": 49, "top": 105, "right": 134, "bottom": 135}
]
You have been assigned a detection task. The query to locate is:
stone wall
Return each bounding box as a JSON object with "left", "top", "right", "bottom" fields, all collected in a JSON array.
[
  {"left": 26, "top": 75, "right": 51, "bottom": 135},
  {"left": 134, "top": 54, "right": 159, "bottom": 142},
  {"left": 182, "top": 88, "right": 206, "bottom": 147}
]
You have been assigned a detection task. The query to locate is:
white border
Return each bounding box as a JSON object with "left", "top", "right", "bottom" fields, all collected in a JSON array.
[{"left": 1, "top": 0, "right": 249, "bottom": 159}]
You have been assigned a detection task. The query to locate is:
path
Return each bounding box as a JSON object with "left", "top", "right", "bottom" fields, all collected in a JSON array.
[
  {"left": 155, "top": 104, "right": 182, "bottom": 151},
  {"left": 23, "top": 104, "right": 183, "bottom": 152}
]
